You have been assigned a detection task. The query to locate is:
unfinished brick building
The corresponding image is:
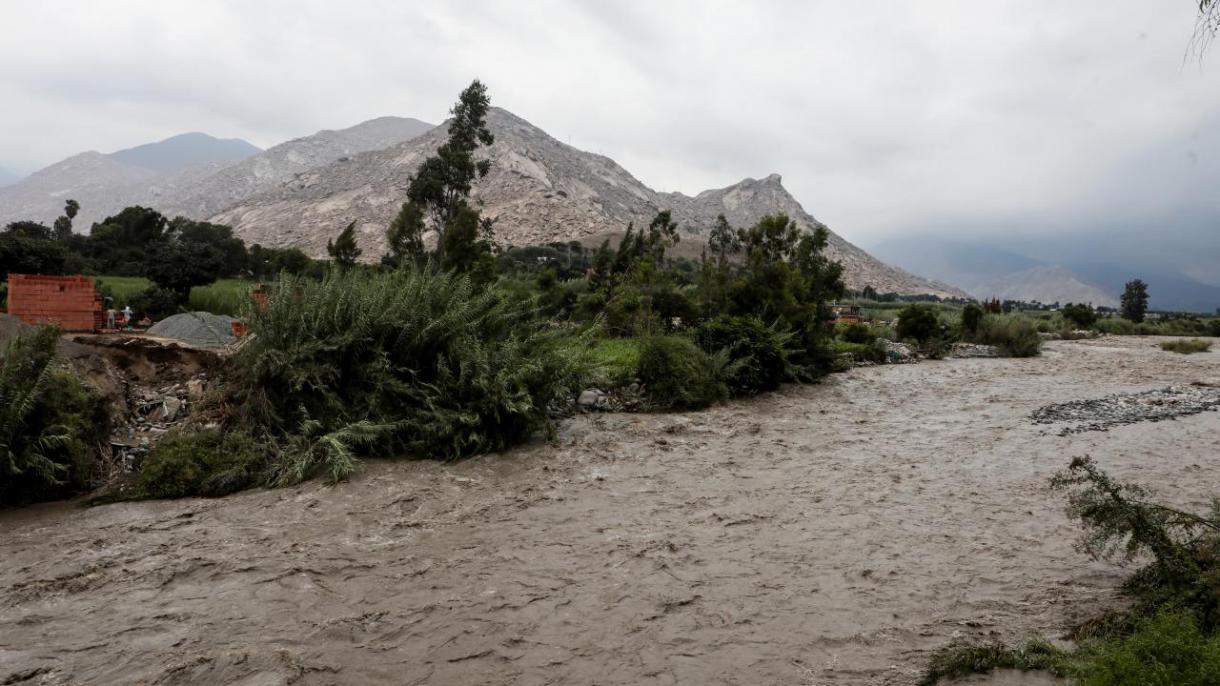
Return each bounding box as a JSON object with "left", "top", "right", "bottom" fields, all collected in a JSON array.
[{"left": 6, "top": 274, "right": 104, "bottom": 332}]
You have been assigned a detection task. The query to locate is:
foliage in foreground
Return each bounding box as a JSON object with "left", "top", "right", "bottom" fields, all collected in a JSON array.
[
  {"left": 636, "top": 335, "right": 728, "bottom": 410},
  {"left": 211, "top": 267, "right": 587, "bottom": 488},
  {"left": 976, "top": 315, "right": 1043, "bottom": 357},
  {"left": 138, "top": 429, "right": 268, "bottom": 499},
  {"left": 694, "top": 315, "right": 793, "bottom": 396},
  {"left": 923, "top": 457, "right": 1220, "bottom": 684},
  {"left": 1161, "top": 338, "right": 1212, "bottom": 354},
  {"left": 0, "top": 326, "right": 109, "bottom": 506}
]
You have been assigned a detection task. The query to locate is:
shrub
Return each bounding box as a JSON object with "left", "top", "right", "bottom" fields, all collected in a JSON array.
[
  {"left": 1095, "top": 316, "right": 1136, "bottom": 335},
  {"left": 896, "top": 304, "right": 942, "bottom": 344},
  {"left": 1161, "top": 338, "right": 1212, "bottom": 354},
  {"left": 695, "top": 315, "right": 792, "bottom": 395},
  {"left": 0, "top": 326, "right": 109, "bottom": 506},
  {"left": 1062, "top": 302, "right": 1098, "bottom": 329},
  {"left": 831, "top": 339, "right": 888, "bottom": 366},
  {"left": 138, "top": 429, "right": 267, "bottom": 499},
  {"left": 237, "top": 267, "right": 586, "bottom": 482},
  {"left": 637, "top": 335, "right": 727, "bottom": 410},
  {"left": 921, "top": 638, "right": 1067, "bottom": 685},
  {"left": 583, "top": 337, "right": 642, "bottom": 389},
  {"left": 1074, "top": 608, "right": 1220, "bottom": 686},
  {"left": 960, "top": 303, "right": 984, "bottom": 338},
  {"left": 1209, "top": 319, "right": 1220, "bottom": 338},
  {"left": 838, "top": 322, "right": 876, "bottom": 345},
  {"left": 131, "top": 285, "right": 185, "bottom": 320},
  {"left": 1051, "top": 456, "right": 1220, "bottom": 630},
  {"left": 978, "top": 315, "right": 1042, "bottom": 357}
]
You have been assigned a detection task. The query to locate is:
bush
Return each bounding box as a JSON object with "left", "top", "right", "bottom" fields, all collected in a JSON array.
[
  {"left": 237, "top": 267, "right": 587, "bottom": 483},
  {"left": 0, "top": 326, "right": 109, "bottom": 506},
  {"left": 896, "top": 304, "right": 942, "bottom": 344},
  {"left": 831, "top": 339, "right": 888, "bottom": 365},
  {"left": 637, "top": 335, "right": 727, "bottom": 410},
  {"left": 583, "top": 337, "right": 642, "bottom": 389},
  {"left": 1095, "top": 316, "right": 1137, "bottom": 335},
  {"left": 1072, "top": 608, "right": 1220, "bottom": 686},
  {"left": 695, "top": 315, "right": 792, "bottom": 396},
  {"left": 1161, "top": 338, "right": 1212, "bottom": 354},
  {"left": 960, "top": 303, "right": 984, "bottom": 338},
  {"left": 131, "top": 285, "right": 185, "bottom": 320},
  {"left": 138, "top": 429, "right": 267, "bottom": 499},
  {"left": 838, "top": 322, "right": 876, "bottom": 345},
  {"left": 978, "top": 315, "right": 1042, "bottom": 357},
  {"left": 1062, "top": 302, "right": 1098, "bottom": 329}
]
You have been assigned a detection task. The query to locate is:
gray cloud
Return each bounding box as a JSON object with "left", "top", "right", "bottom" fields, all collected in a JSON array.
[{"left": 0, "top": 0, "right": 1216, "bottom": 251}]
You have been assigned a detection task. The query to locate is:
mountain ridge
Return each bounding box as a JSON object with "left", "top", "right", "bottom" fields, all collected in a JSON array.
[{"left": 211, "top": 108, "right": 964, "bottom": 298}]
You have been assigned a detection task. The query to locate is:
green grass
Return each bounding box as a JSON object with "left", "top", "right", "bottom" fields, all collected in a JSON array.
[
  {"left": 189, "top": 280, "right": 254, "bottom": 316},
  {"left": 93, "top": 276, "right": 254, "bottom": 316},
  {"left": 1161, "top": 338, "right": 1212, "bottom": 354},
  {"left": 582, "top": 337, "right": 642, "bottom": 388}
]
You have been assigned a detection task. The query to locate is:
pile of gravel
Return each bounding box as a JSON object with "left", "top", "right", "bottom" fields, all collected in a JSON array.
[
  {"left": 147, "top": 312, "right": 237, "bottom": 348},
  {"left": 1032, "top": 383, "right": 1220, "bottom": 435}
]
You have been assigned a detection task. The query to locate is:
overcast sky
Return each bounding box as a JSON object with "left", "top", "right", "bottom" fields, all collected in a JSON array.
[{"left": 1, "top": 0, "right": 1216, "bottom": 266}]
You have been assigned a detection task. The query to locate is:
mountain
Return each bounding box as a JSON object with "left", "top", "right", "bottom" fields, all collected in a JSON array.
[
  {"left": 871, "top": 235, "right": 1220, "bottom": 312},
  {"left": 212, "top": 109, "right": 962, "bottom": 297},
  {"left": 968, "top": 266, "right": 1118, "bottom": 308},
  {"left": 159, "top": 116, "right": 434, "bottom": 220},
  {"left": 108, "top": 132, "right": 261, "bottom": 171},
  {"left": 0, "top": 152, "right": 231, "bottom": 230},
  {"left": 0, "top": 117, "right": 431, "bottom": 232}
]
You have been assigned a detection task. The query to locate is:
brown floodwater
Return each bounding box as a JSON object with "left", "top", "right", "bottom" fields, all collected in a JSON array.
[{"left": 2, "top": 336, "right": 1217, "bottom": 685}]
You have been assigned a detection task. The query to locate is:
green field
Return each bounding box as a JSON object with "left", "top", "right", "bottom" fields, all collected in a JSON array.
[{"left": 93, "top": 276, "right": 255, "bottom": 316}]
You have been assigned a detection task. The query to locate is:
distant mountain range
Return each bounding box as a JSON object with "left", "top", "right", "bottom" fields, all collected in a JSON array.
[
  {"left": 108, "top": 132, "right": 261, "bottom": 171},
  {"left": 871, "top": 235, "right": 1220, "bottom": 313},
  {"left": 0, "top": 109, "right": 962, "bottom": 298}
]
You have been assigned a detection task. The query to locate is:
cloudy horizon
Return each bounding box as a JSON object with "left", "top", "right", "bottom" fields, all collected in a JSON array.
[{"left": 1, "top": 0, "right": 1216, "bottom": 277}]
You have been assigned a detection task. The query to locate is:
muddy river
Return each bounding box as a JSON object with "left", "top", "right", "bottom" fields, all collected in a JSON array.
[{"left": 2, "top": 336, "right": 1218, "bottom": 685}]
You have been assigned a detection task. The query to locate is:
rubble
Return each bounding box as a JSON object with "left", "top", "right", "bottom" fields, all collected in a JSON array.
[
  {"left": 1032, "top": 383, "right": 1220, "bottom": 435},
  {"left": 884, "top": 341, "right": 917, "bottom": 364},
  {"left": 949, "top": 343, "right": 999, "bottom": 358}
]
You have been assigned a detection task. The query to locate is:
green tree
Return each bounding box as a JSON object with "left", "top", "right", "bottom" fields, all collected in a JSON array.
[
  {"left": 0, "top": 234, "right": 67, "bottom": 279},
  {"left": 169, "top": 217, "right": 248, "bottom": 277},
  {"left": 383, "top": 201, "right": 425, "bottom": 268},
  {"left": 327, "top": 221, "right": 362, "bottom": 270},
  {"left": 1062, "top": 302, "right": 1098, "bottom": 329},
  {"left": 4, "top": 221, "right": 52, "bottom": 241},
  {"left": 961, "top": 302, "right": 984, "bottom": 337},
  {"left": 52, "top": 199, "right": 79, "bottom": 241},
  {"left": 405, "top": 79, "right": 494, "bottom": 259},
  {"left": 145, "top": 239, "right": 225, "bottom": 296},
  {"left": 1121, "top": 279, "right": 1150, "bottom": 323},
  {"left": 708, "top": 214, "right": 741, "bottom": 266},
  {"left": 644, "top": 210, "right": 680, "bottom": 266},
  {"left": 896, "top": 304, "right": 941, "bottom": 344}
]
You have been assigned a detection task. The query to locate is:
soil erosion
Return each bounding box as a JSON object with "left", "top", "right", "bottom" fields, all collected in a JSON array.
[{"left": 2, "top": 336, "right": 1218, "bottom": 685}]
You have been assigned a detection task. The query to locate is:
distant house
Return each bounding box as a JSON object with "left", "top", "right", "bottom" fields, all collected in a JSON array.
[{"left": 832, "top": 304, "right": 865, "bottom": 325}]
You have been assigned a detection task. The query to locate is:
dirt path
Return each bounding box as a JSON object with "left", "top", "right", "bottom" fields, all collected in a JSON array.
[{"left": 2, "top": 336, "right": 1218, "bottom": 685}]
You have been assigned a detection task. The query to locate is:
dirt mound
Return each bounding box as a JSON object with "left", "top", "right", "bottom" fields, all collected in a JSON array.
[{"left": 147, "top": 312, "right": 236, "bottom": 347}]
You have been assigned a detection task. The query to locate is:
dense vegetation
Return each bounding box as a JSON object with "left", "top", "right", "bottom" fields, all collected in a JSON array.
[
  {"left": 0, "top": 326, "right": 109, "bottom": 507},
  {"left": 0, "top": 201, "right": 324, "bottom": 316},
  {"left": 922, "top": 457, "right": 1220, "bottom": 684}
]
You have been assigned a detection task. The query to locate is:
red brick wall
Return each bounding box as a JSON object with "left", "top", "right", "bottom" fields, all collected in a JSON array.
[{"left": 7, "top": 274, "right": 103, "bottom": 333}]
